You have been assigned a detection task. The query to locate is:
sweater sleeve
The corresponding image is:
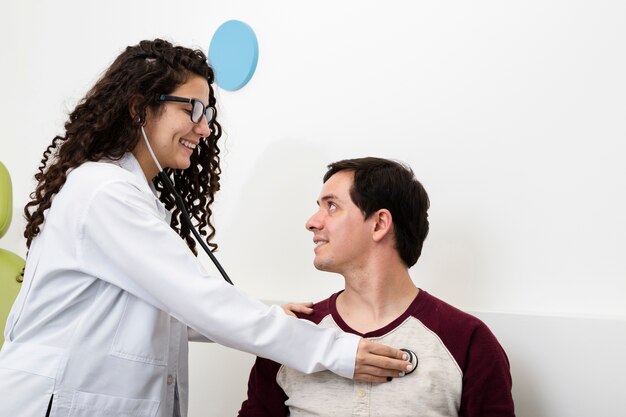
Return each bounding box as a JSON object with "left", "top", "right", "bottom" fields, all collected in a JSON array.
[
  {"left": 459, "top": 323, "right": 515, "bottom": 417},
  {"left": 238, "top": 357, "right": 288, "bottom": 417}
]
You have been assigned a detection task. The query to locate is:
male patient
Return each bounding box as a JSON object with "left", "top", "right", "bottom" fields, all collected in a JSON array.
[{"left": 238, "top": 157, "right": 514, "bottom": 417}]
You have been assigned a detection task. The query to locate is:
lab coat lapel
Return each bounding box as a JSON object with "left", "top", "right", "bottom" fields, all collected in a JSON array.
[{"left": 114, "top": 153, "right": 170, "bottom": 222}]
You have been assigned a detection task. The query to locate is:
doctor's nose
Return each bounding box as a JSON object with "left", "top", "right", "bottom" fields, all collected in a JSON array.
[{"left": 193, "top": 117, "right": 212, "bottom": 138}]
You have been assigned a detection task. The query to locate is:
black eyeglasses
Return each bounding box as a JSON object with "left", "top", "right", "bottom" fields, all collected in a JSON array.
[{"left": 158, "top": 94, "right": 215, "bottom": 124}]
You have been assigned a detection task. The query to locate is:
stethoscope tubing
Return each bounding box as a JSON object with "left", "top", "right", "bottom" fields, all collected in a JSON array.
[
  {"left": 158, "top": 171, "right": 233, "bottom": 285},
  {"left": 141, "top": 126, "right": 233, "bottom": 285}
]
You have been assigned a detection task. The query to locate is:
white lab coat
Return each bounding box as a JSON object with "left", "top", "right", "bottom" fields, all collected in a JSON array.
[{"left": 0, "top": 153, "right": 359, "bottom": 417}]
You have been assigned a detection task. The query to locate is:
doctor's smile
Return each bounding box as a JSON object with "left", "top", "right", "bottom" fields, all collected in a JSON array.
[{"left": 180, "top": 139, "right": 199, "bottom": 152}]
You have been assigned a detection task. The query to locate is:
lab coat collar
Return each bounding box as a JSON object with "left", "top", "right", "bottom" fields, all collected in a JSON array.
[
  {"left": 113, "top": 153, "right": 156, "bottom": 196},
  {"left": 112, "top": 153, "right": 169, "bottom": 220}
]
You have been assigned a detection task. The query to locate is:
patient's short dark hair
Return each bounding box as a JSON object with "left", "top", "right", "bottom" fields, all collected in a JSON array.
[{"left": 324, "top": 157, "right": 429, "bottom": 267}]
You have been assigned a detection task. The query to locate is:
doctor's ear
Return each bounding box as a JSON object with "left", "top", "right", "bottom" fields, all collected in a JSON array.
[
  {"left": 371, "top": 209, "right": 393, "bottom": 242},
  {"left": 129, "top": 95, "right": 147, "bottom": 126}
]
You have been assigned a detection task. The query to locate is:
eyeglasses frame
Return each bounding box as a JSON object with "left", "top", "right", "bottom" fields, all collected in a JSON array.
[{"left": 158, "top": 94, "right": 214, "bottom": 124}]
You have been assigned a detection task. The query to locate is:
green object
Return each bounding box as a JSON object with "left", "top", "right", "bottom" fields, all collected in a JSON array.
[
  {"left": 0, "top": 161, "right": 24, "bottom": 345},
  {"left": 0, "top": 161, "right": 11, "bottom": 238},
  {"left": 0, "top": 249, "right": 24, "bottom": 345}
]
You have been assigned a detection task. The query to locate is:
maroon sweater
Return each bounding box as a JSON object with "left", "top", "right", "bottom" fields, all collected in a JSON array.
[{"left": 238, "top": 290, "right": 514, "bottom": 417}]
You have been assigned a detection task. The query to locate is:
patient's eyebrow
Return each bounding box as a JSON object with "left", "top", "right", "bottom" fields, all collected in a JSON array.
[{"left": 318, "top": 194, "right": 342, "bottom": 205}]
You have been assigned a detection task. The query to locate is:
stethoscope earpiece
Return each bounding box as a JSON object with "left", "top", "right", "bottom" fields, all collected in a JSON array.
[{"left": 400, "top": 348, "right": 418, "bottom": 376}]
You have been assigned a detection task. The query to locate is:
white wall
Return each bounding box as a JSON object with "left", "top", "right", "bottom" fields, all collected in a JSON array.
[
  {"left": 474, "top": 312, "right": 626, "bottom": 417},
  {"left": 2, "top": 1, "right": 625, "bottom": 416}
]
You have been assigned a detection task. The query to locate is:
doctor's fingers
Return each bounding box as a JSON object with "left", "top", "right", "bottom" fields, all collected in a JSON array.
[
  {"left": 354, "top": 339, "right": 412, "bottom": 380},
  {"left": 353, "top": 359, "right": 412, "bottom": 382},
  {"left": 353, "top": 364, "right": 404, "bottom": 383},
  {"left": 281, "top": 302, "right": 314, "bottom": 317}
]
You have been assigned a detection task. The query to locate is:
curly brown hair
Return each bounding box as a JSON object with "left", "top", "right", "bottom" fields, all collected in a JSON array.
[{"left": 24, "top": 38, "right": 222, "bottom": 256}]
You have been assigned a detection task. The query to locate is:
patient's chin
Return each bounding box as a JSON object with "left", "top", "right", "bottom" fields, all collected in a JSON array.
[{"left": 313, "top": 258, "right": 336, "bottom": 274}]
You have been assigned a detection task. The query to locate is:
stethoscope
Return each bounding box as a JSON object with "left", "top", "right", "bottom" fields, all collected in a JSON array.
[
  {"left": 141, "top": 126, "right": 233, "bottom": 285},
  {"left": 141, "top": 126, "right": 419, "bottom": 373},
  {"left": 401, "top": 348, "right": 419, "bottom": 375}
]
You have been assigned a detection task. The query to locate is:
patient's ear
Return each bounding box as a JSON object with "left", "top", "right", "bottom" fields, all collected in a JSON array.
[{"left": 372, "top": 209, "right": 393, "bottom": 242}]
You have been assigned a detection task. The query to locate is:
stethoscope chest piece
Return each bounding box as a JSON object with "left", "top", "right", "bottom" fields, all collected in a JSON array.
[{"left": 400, "top": 348, "right": 418, "bottom": 376}]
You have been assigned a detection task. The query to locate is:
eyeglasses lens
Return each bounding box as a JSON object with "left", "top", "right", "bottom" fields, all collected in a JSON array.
[
  {"left": 192, "top": 101, "right": 214, "bottom": 124},
  {"left": 205, "top": 107, "right": 214, "bottom": 123}
]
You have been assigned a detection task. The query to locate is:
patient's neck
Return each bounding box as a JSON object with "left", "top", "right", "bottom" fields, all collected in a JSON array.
[{"left": 336, "top": 264, "right": 419, "bottom": 335}]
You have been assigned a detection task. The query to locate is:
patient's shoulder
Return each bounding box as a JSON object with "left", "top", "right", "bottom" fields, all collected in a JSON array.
[{"left": 295, "top": 293, "right": 336, "bottom": 324}]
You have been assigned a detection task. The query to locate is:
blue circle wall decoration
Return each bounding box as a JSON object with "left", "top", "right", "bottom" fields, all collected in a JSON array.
[{"left": 209, "top": 20, "right": 259, "bottom": 91}]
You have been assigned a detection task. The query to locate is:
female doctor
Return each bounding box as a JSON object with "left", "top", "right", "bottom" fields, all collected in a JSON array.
[{"left": 0, "top": 39, "right": 411, "bottom": 417}]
